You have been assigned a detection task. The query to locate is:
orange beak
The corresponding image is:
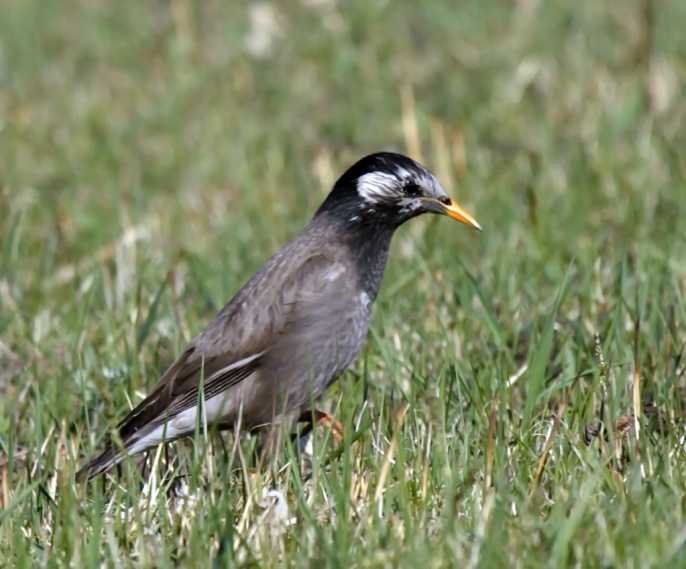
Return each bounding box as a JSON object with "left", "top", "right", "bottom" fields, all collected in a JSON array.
[{"left": 422, "top": 197, "right": 482, "bottom": 231}]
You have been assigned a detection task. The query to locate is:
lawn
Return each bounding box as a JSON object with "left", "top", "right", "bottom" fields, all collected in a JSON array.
[{"left": 1, "top": 0, "right": 686, "bottom": 566}]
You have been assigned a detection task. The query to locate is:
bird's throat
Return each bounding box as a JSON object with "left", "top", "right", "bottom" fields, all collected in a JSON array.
[{"left": 344, "top": 222, "right": 395, "bottom": 301}]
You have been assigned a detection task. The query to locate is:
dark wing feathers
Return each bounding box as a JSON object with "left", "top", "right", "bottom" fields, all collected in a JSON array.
[{"left": 164, "top": 353, "right": 263, "bottom": 417}]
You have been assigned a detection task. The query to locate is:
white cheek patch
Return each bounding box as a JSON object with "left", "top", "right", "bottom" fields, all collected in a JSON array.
[{"left": 357, "top": 172, "right": 402, "bottom": 204}]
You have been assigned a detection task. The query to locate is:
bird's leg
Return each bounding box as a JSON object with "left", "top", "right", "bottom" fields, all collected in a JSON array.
[
  {"left": 297, "top": 409, "right": 343, "bottom": 447},
  {"left": 164, "top": 442, "right": 170, "bottom": 475},
  {"left": 141, "top": 453, "right": 149, "bottom": 480}
]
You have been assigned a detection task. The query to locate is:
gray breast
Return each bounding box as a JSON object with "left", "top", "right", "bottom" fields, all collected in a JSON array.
[{"left": 285, "top": 281, "right": 373, "bottom": 410}]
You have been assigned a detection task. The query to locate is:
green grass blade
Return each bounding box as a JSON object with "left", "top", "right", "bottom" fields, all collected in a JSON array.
[{"left": 521, "top": 262, "right": 574, "bottom": 434}]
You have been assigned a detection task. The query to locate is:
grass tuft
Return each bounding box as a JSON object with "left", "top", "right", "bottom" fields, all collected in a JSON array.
[{"left": 2, "top": 0, "right": 686, "bottom": 566}]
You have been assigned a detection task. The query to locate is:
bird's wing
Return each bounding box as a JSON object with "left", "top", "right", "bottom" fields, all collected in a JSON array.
[
  {"left": 113, "top": 344, "right": 263, "bottom": 441},
  {"left": 112, "top": 247, "right": 353, "bottom": 441}
]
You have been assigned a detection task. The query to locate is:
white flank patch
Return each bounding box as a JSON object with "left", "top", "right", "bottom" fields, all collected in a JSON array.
[
  {"left": 125, "top": 424, "right": 179, "bottom": 457},
  {"left": 359, "top": 291, "right": 370, "bottom": 309},
  {"left": 170, "top": 407, "right": 199, "bottom": 430},
  {"left": 125, "top": 352, "right": 263, "bottom": 455}
]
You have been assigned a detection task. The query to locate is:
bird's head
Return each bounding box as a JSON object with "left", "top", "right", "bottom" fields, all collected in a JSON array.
[{"left": 317, "top": 152, "right": 482, "bottom": 230}]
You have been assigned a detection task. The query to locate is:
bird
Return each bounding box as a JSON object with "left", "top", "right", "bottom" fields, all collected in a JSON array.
[{"left": 77, "top": 152, "right": 481, "bottom": 480}]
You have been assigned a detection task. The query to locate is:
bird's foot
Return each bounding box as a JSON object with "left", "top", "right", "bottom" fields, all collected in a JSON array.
[{"left": 296, "top": 410, "right": 343, "bottom": 455}]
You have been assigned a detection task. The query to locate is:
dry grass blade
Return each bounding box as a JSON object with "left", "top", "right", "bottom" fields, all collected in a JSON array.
[
  {"left": 400, "top": 84, "right": 422, "bottom": 162},
  {"left": 373, "top": 403, "right": 409, "bottom": 505}
]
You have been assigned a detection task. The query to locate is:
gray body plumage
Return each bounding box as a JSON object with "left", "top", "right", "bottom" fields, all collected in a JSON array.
[
  {"left": 189, "top": 214, "right": 393, "bottom": 429},
  {"left": 77, "top": 152, "right": 480, "bottom": 480}
]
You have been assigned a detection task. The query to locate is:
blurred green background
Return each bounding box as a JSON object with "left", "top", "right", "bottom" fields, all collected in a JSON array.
[{"left": 1, "top": 0, "right": 686, "bottom": 567}]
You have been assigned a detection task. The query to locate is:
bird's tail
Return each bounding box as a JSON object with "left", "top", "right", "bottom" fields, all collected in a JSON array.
[
  {"left": 76, "top": 441, "right": 123, "bottom": 481},
  {"left": 76, "top": 428, "right": 149, "bottom": 481},
  {"left": 76, "top": 421, "right": 168, "bottom": 480}
]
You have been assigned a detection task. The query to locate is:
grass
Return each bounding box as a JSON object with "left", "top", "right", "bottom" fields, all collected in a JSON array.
[{"left": 1, "top": 0, "right": 686, "bottom": 566}]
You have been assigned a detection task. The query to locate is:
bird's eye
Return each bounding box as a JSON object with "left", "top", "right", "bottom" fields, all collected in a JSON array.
[
  {"left": 405, "top": 182, "right": 422, "bottom": 197},
  {"left": 438, "top": 196, "right": 451, "bottom": 205}
]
